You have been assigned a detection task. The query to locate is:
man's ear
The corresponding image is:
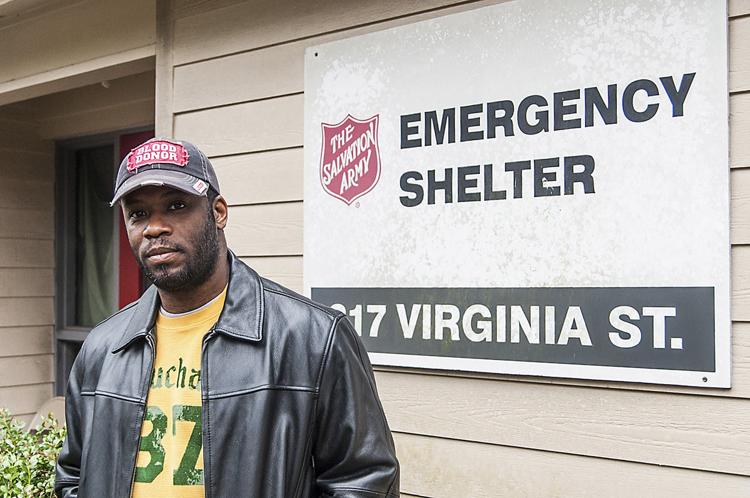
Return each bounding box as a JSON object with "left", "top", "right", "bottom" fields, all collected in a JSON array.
[{"left": 213, "top": 194, "right": 228, "bottom": 230}]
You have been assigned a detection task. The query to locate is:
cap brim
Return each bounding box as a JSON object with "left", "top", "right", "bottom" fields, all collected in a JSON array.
[{"left": 110, "top": 169, "right": 207, "bottom": 206}]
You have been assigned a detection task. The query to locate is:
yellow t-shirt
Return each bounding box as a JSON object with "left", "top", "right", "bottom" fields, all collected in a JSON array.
[{"left": 131, "top": 286, "right": 227, "bottom": 498}]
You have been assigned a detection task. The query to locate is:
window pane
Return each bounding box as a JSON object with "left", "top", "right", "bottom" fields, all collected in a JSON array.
[
  {"left": 74, "top": 145, "right": 116, "bottom": 327},
  {"left": 56, "top": 340, "right": 83, "bottom": 395},
  {"left": 64, "top": 341, "right": 83, "bottom": 366}
]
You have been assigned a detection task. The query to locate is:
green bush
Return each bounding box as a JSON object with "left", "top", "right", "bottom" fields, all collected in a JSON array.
[{"left": 0, "top": 408, "right": 66, "bottom": 498}]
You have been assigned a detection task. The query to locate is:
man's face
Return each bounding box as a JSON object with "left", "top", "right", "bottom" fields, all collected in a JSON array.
[{"left": 121, "top": 186, "right": 220, "bottom": 291}]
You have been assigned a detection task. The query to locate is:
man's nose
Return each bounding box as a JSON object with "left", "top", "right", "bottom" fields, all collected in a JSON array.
[{"left": 143, "top": 213, "right": 172, "bottom": 239}]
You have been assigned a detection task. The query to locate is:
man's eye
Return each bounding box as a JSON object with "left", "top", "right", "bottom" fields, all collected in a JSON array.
[
  {"left": 129, "top": 210, "right": 146, "bottom": 220},
  {"left": 169, "top": 201, "right": 186, "bottom": 210}
]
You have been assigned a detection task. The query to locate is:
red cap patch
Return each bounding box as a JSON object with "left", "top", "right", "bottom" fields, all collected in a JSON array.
[{"left": 127, "top": 140, "right": 189, "bottom": 172}]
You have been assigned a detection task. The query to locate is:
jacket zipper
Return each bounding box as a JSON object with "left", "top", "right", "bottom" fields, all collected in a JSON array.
[
  {"left": 201, "top": 327, "right": 216, "bottom": 498},
  {"left": 128, "top": 331, "right": 156, "bottom": 498}
]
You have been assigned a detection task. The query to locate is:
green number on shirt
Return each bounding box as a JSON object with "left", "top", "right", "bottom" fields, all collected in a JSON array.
[
  {"left": 172, "top": 404, "right": 203, "bottom": 485},
  {"left": 135, "top": 406, "right": 167, "bottom": 483},
  {"left": 134, "top": 405, "right": 203, "bottom": 485}
]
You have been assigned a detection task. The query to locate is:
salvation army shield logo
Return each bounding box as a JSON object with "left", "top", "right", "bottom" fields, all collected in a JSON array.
[{"left": 319, "top": 114, "right": 381, "bottom": 205}]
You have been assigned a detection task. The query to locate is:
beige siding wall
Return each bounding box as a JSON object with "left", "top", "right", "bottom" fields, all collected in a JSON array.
[
  {"left": 19, "top": 70, "right": 156, "bottom": 141},
  {"left": 163, "top": 0, "right": 750, "bottom": 495},
  {"left": 0, "top": 107, "right": 55, "bottom": 426}
]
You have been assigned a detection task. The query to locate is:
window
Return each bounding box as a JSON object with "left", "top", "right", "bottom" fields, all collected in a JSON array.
[{"left": 55, "top": 130, "right": 153, "bottom": 394}]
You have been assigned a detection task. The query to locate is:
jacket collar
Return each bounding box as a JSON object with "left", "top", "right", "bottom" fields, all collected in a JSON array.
[{"left": 111, "top": 250, "right": 264, "bottom": 353}]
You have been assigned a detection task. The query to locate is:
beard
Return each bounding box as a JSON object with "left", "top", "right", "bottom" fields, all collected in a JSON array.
[{"left": 136, "top": 207, "right": 221, "bottom": 292}]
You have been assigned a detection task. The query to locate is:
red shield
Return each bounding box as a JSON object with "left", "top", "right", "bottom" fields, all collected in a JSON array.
[{"left": 319, "top": 114, "right": 381, "bottom": 205}]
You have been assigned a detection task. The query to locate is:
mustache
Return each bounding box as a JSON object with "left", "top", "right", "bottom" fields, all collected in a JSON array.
[{"left": 141, "top": 241, "right": 184, "bottom": 256}]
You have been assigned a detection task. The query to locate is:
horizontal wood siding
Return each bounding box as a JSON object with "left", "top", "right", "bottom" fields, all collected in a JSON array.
[
  {"left": 731, "top": 16, "right": 750, "bottom": 93},
  {"left": 0, "top": 355, "right": 54, "bottom": 388},
  {"left": 377, "top": 369, "right": 750, "bottom": 475},
  {"left": 0, "top": 297, "right": 54, "bottom": 327},
  {"left": 395, "top": 432, "right": 750, "bottom": 498},
  {"left": 164, "top": 0, "right": 750, "bottom": 494},
  {"left": 240, "top": 256, "right": 303, "bottom": 292},
  {"left": 17, "top": 70, "right": 156, "bottom": 140},
  {"left": 732, "top": 168, "right": 750, "bottom": 242},
  {"left": 0, "top": 208, "right": 54, "bottom": 240},
  {"left": 0, "top": 269, "right": 54, "bottom": 297},
  {"left": 172, "top": 0, "right": 478, "bottom": 66},
  {"left": 176, "top": 3, "right": 750, "bottom": 112},
  {"left": 39, "top": 98, "right": 154, "bottom": 140},
  {"left": 0, "top": 0, "right": 154, "bottom": 85},
  {"left": 0, "top": 239, "right": 54, "bottom": 268},
  {"left": 0, "top": 149, "right": 53, "bottom": 179},
  {"left": 224, "top": 203, "right": 303, "bottom": 256},
  {"left": 0, "top": 179, "right": 53, "bottom": 211},
  {"left": 733, "top": 92, "right": 750, "bottom": 168},
  {"left": 0, "top": 383, "right": 54, "bottom": 416},
  {"left": 733, "top": 246, "right": 750, "bottom": 321},
  {"left": 0, "top": 115, "right": 55, "bottom": 418},
  {"left": 174, "top": 94, "right": 303, "bottom": 156},
  {"left": 0, "top": 326, "right": 53, "bottom": 356},
  {"left": 212, "top": 148, "right": 304, "bottom": 205},
  {"left": 730, "top": 0, "right": 750, "bottom": 17}
]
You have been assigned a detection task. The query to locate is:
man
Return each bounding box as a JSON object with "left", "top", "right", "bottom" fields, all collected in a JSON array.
[{"left": 55, "top": 138, "right": 400, "bottom": 497}]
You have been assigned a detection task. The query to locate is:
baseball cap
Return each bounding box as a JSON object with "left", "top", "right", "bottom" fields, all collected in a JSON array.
[{"left": 110, "top": 138, "right": 220, "bottom": 206}]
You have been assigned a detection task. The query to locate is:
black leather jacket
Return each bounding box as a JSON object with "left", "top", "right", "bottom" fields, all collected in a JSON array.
[{"left": 55, "top": 250, "right": 400, "bottom": 497}]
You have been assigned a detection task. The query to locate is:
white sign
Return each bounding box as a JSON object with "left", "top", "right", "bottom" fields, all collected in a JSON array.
[{"left": 304, "top": 0, "right": 730, "bottom": 387}]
